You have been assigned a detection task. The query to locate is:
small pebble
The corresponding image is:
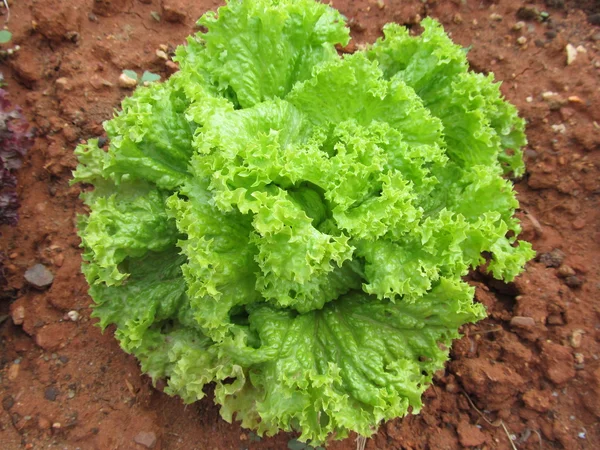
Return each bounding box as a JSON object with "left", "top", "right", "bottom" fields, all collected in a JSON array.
[
  {"left": 53, "top": 253, "right": 65, "bottom": 267},
  {"left": 516, "top": 6, "right": 539, "bottom": 21},
  {"left": 564, "top": 275, "right": 584, "bottom": 288},
  {"left": 12, "top": 305, "right": 25, "bottom": 325},
  {"left": 490, "top": 13, "right": 503, "bottom": 21},
  {"left": 570, "top": 330, "right": 584, "bottom": 348},
  {"left": 134, "top": 431, "right": 158, "bottom": 449},
  {"left": 588, "top": 13, "right": 600, "bottom": 26},
  {"left": 8, "top": 363, "right": 20, "bottom": 381},
  {"left": 118, "top": 73, "right": 138, "bottom": 89},
  {"left": 445, "top": 383, "right": 458, "bottom": 393},
  {"left": 557, "top": 265, "right": 576, "bottom": 278},
  {"left": 565, "top": 44, "right": 587, "bottom": 65},
  {"left": 24, "top": 264, "right": 54, "bottom": 289},
  {"left": 155, "top": 49, "right": 168, "bottom": 60},
  {"left": 2, "top": 395, "right": 14, "bottom": 411},
  {"left": 512, "top": 21, "right": 525, "bottom": 30},
  {"left": 67, "top": 311, "right": 80, "bottom": 322},
  {"left": 165, "top": 60, "right": 179, "bottom": 74},
  {"left": 44, "top": 387, "right": 59, "bottom": 401},
  {"left": 542, "top": 91, "right": 558, "bottom": 100},
  {"left": 510, "top": 316, "right": 536, "bottom": 328},
  {"left": 89, "top": 74, "right": 112, "bottom": 90},
  {"left": 517, "top": 36, "right": 528, "bottom": 45}
]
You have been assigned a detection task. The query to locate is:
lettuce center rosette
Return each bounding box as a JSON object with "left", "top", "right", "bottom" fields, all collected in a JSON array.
[{"left": 72, "top": 0, "right": 534, "bottom": 444}]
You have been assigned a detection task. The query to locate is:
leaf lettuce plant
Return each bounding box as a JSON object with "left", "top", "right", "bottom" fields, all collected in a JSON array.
[{"left": 72, "top": 0, "right": 534, "bottom": 444}]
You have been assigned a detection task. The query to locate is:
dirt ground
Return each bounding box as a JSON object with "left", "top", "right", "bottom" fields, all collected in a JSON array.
[{"left": 0, "top": 0, "right": 599, "bottom": 449}]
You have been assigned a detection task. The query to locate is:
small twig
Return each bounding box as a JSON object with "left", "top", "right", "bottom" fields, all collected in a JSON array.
[
  {"left": 470, "top": 326, "right": 503, "bottom": 335},
  {"left": 2, "top": 0, "right": 9, "bottom": 24},
  {"left": 356, "top": 435, "right": 367, "bottom": 450},
  {"left": 461, "top": 391, "right": 518, "bottom": 450},
  {"left": 500, "top": 422, "right": 518, "bottom": 450},
  {"left": 523, "top": 209, "right": 543, "bottom": 238},
  {"left": 532, "top": 429, "right": 543, "bottom": 450}
]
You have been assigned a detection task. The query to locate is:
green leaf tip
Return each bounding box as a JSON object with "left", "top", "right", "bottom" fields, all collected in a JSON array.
[{"left": 0, "top": 30, "right": 12, "bottom": 44}]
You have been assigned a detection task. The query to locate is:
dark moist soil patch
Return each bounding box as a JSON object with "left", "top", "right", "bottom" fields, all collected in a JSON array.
[{"left": 1, "top": 1, "right": 599, "bottom": 449}]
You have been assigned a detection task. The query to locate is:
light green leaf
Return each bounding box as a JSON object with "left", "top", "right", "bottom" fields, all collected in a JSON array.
[
  {"left": 122, "top": 69, "right": 138, "bottom": 81},
  {"left": 102, "top": 77, "right": 197, "bottom": 189},
  {"left": 368, "top": 18, "right": 526, "bottom": 175},
  {"left": 79, "top": 186, "right": 178, "bottom": 286},
  {"left": 141, "top": 70, "right": 161, "bottom": 84},
  {"left": 186, "top": 0, "right": 349, "bottom": 108},
  {"left": 213, "top": 279, "right": 485, "bottom": 443},
  {"left": 0, "top": 30, "right": 12, "bottom": 44},
  {"left": 166, "top": 179, "right": 262, "bottom": 340}
]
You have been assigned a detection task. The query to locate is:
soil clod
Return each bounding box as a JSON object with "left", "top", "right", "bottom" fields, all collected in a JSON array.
[
  {"left": 541, "top": 341, "right": 576, "bottom": 385},
  {"left": 539, "top": 249, "right": 565, "bottom": 268}
]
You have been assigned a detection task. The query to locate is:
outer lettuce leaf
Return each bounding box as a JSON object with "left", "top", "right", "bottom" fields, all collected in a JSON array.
[
  {"left": 114, "top": 278, "right": 483, "bottom": 444},
  {"left": 102, "top": 78, "right": 196, "bottom": 190},
  {"left": 217, "top": 279, "right": 485, "bottom": 442},
  {"left": 90, "top": 248, "right": 188, "bottom": 350},
  {"left": 79, "top": 185, "right": 178, "bottom": 286},
  {"left": 368, "top": 18, "right": 526, "bottom": 176}
]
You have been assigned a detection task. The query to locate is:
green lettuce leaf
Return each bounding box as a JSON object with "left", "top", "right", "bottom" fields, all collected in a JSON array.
[
  {"left": 368, "top": 18, "right": 526, "bottom": 176},
  {"left": 147, "top": 279, "right": 485, "bottom": 443},
  {"left": 73, "top": 0, "right": 534, "bottom": 445},
  {"left": 102, "top": 77, "right": 196, "bottom": 190},
  {"left": 79, "top": 185, "right": 178, "bottom": 286}
]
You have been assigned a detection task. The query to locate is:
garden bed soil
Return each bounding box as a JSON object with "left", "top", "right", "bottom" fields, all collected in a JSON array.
[{"left": 1, "top": 0, "right": 599, "bottom": 449}]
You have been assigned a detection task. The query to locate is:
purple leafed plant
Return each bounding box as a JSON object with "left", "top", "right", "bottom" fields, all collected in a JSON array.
[{"left": 0, "top": 88, "right": 33, "bottom": 226}]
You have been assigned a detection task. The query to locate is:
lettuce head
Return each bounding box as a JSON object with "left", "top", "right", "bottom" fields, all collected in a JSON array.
[{"left": 72, "top": 0, "right": 534, "bottom": 444}]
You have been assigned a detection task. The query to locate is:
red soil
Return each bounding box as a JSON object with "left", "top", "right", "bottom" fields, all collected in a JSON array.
[{"left": 1, "top": 1, "right": 599, "bottom": 449}]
